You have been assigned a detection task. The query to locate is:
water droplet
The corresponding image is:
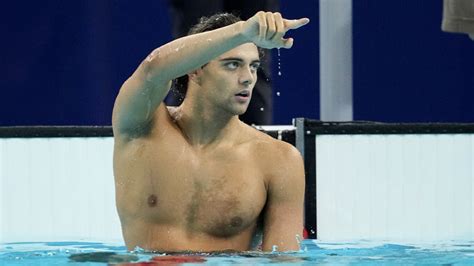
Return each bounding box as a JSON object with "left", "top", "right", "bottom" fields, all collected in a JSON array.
[
  {"left": 295, "top": 234, "right": 305, "bottom": 251},
  {"left": 260, "top": 107, "right": 264, "bottom": 111},
  {"left": 276, "top": 91, "right": 281, "bottom": 96},
  {"left": 272, "top": 245, "right": 279, "bottom": 252},
  {"left": 277, "top": 49, "right": 282, "bottom": 77},
  {"left": 132, "top": 246, "right": 145, "bottom": 254},
  {"left": 146, "top": 50, "right": 159, "bottom": 62},
  {"left": 296, "top": 234, "right": 302, "bottom": 244},
  {"left": 145, "top": 99, "right": 152, "bottom": 119}
]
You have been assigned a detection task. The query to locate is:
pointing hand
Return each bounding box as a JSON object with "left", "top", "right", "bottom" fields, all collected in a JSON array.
[{"left": 241, "top": 11, "right": 310, "bottom": 49}]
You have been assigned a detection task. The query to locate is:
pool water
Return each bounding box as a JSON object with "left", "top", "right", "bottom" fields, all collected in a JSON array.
[{"left": 2, "top": 240, "right": 474, "bottom": 265}]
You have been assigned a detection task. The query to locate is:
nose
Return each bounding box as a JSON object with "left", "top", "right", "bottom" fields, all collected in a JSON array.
[{"left": 239, "top": 66, "right": 255, "bottom": 86}]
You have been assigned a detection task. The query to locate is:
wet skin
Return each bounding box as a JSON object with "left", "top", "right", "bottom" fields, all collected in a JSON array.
[{"left": 112, "top": 12, "right": 308, "bottom": 252}]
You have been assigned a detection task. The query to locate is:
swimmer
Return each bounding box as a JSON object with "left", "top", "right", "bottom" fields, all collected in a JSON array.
[{"left": 112, "top": 11, "right": 309, "bottom": 252}]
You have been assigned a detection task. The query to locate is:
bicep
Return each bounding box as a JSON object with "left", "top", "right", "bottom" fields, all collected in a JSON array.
[
  {"left": 112, "top": 64, "right": 172, "bottom": 139},
  {"left": 261, "top": 146, "right": 305, "bottom": 252}
]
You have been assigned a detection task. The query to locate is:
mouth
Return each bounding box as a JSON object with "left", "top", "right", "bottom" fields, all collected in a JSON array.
[
  {"left": 234, "top": 90, "right": 250, "bottom": 103},
  {"left": 235, "top": 90, "right": 250, "bottom": 98}
]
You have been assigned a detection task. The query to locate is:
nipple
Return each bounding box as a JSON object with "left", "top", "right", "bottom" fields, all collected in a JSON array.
[{"left": 230, "top": 217, "right": 243, "bottom": 227}]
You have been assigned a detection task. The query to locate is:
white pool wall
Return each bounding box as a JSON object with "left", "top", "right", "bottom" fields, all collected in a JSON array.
[
  {"left": 316, "top": 134, "right": 474, "bottom": 242},
  {"left": 0, "top": 137, "right": 122, "bottom": 243},
  {"left": 2, "top": 132, "right": 474, "bottom": 244}
]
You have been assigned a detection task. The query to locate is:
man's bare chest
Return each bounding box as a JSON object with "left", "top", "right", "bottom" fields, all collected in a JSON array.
[{"left": 115, "top": 144, "right": 267, "bottom": 237}]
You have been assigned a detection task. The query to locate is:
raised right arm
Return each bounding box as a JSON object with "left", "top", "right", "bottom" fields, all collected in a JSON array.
[
  {"left": 112, "top": 12, "right": 309, "bottom": 140},
  {"left": 112, "top": 21, "right": 247, "bottom": 140}
]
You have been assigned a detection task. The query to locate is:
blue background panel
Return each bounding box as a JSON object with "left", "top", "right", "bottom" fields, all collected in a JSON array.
[
  {"left": 353, "top": 1, "right": 474, "bottom": 122},
  {"left": 1, "top": 1, "right": 318, "bottom": 126},
  {"left": 2, "top": 1, "right": 472, "bottom": 126}
]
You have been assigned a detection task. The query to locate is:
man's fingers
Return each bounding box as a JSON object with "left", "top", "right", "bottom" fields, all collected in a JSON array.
[
  {"left": 266, "top": 12, "right": 277, "bottom": 39},
  {"left": 271, "top": 12, "right": 285, "bottom": 42},
  {"left": 259, "top": 13, "right": 267, "bottom": 42},
  {"left": 244, "top": 12, "right": 308, "bottom": 49},
  {"left": 284, "top": 18, "right": 310, "bottom": 30}
]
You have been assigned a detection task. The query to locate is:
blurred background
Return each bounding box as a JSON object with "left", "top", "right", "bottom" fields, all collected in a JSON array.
[{"left": 1, "top": 0, "right": 473, "bottom": 126}]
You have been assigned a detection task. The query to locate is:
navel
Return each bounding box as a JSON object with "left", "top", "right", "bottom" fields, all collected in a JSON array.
[{"left": 147, "top": 194, "right": 158, "bottom": 207}]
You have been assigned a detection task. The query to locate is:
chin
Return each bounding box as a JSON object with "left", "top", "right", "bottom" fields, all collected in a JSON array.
[
  {"left": 224, "top": 102, "right": 249, "bottom": 117},
  {"left": 235, "top": 107, "right": 249, "bottom": 116}
]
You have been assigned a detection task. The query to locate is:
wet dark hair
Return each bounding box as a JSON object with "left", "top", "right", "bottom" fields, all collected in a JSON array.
[{"left": 172, "top": 13, "right": 264, "bottom": 103}]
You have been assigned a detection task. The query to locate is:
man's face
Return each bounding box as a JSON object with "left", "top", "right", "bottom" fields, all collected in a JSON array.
[{"left": 195, "top": 43, "right": 260, "bottom": 116}]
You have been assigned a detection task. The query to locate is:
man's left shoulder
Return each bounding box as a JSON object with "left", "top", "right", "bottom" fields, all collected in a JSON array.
[
  {"left": 246, "top": 129, "right": 305, "bottom": 191},
  {"left": 246, "top": 127, "right": 303, "bottom": 170},
  {"left": 268, "top": 138, "right": 301, "bottom": 161}
]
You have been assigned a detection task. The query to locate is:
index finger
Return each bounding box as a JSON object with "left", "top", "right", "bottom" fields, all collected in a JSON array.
[{"left": 284, "top": 18, "right": 310, "bottom": 30}]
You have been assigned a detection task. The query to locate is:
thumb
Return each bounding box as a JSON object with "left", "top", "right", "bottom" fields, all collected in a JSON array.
[
  {"left": 284, "top": 18, "right": 310, "bottom": 30},
  {"left": 281, "top": 37, "right": 294, "bottom": 49}
]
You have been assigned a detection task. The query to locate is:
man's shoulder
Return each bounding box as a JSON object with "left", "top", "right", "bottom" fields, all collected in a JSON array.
[
  {"left": 241, "top": 126, "right": 304, "bottom": 187},
  {"left": 238, "top": 123, "right": 278, "bottom": 146},
  {"left": 241, "top": 125, "right": 302, "bottom": 165}
]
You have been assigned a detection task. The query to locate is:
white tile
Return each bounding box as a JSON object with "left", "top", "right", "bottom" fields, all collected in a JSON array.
[
  {"left": 0, "top": 137, "right": 122, "bottom": 243},
  {"left": 316, "top": 133, "right": 474, "bottom": 242}
]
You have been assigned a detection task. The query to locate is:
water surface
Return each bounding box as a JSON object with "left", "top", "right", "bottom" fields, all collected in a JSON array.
[{"left": 2, "top": 240, "right": 474, "bottom": 265}]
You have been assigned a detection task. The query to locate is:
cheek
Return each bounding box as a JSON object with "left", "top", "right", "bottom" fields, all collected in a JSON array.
[
  {"left": 200, "top": 69, "right": 236, "bottom": 94},
  {"left": 213, "top": 73, "right": 235, "bottom": 89}
]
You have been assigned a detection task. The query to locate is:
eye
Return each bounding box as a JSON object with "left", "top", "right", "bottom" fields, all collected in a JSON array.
[
  {"left": 250, "top": 63, "right": 261, "bottom": 72},
  {"left": 224, "top": 61, "right": 239, "bottom": 70}
]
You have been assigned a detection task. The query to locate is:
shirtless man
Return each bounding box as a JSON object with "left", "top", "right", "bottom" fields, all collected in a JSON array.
[{"left": 112, "top": 11, "right": 309, "bottom": 252}]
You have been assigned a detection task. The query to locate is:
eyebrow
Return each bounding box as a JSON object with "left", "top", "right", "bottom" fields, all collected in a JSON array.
[{"left": 219, "top": 57, "right": 261, "bottom": 64}]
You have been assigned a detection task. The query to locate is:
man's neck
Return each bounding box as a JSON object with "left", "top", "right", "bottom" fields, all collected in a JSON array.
[{"left": 174, "top": 101, "right": 240, "bottom": 148}]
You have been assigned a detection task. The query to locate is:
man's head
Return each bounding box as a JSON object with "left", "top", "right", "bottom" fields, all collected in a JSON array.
[
  {"left": 190, "top": 42, "right": 260, "bottom": 116},
  {"left": 173, "top": 13, "right": 264, "bottom": 105}
]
